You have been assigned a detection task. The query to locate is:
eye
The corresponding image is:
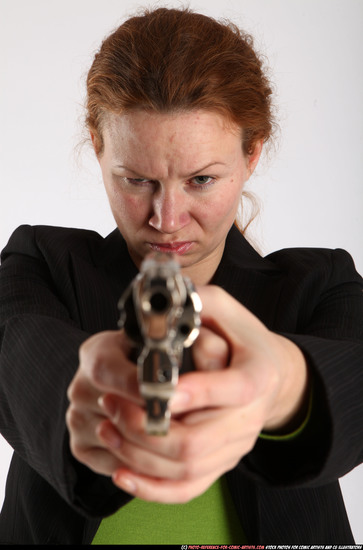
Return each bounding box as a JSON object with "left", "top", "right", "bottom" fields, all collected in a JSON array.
[
  {"left": 125, "top": 177, "right": 152, "bottom": 185},
  {"left": 122, "top": 177, "right": 158, "bottom": 189},
  {"left": 190, "top": 175, "right": 214, "bottom": 187}
]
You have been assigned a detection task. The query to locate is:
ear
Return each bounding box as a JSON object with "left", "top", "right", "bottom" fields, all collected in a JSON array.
[
  {"left": 90, "top": 131, "right": 102, "bottom": 158},
  {"left": 247, "top": 140, "right": 263, "bottom": 177}
]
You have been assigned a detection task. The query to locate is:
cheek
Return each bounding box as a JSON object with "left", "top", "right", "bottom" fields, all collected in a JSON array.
[
  {"left": 122, "top": 195, "right": 143, "bottom": 215},
  {"left": 197, "top": 185, "right": 241, "bottom": 226},
  {"left": 109, "top": 191, "right": 149, "bottom": 225}
]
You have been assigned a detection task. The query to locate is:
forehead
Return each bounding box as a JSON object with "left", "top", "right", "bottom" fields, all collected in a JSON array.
[
  {"left": 104, "top": 109, "right": 241, "bottom": 142},
  {"left": 101, "top": 111, "right": 244, "bottom": 174},
  {"left": 101, "top": 110, "right": 245, "bottom": 176}
]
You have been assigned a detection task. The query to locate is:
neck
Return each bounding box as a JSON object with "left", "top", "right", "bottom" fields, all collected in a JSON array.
[{"left": 181, "top": 245, "right": 225, "bottom": 286}]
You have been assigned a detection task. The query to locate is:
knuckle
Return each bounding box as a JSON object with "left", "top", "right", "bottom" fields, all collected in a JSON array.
[
  {"left": 79, "top": 334, "right": 110, "bottom": 386},
  {"left": 78, "top": 338, "right": 93, "bottom": 364},
  {"left": 70, "top": 441, "right": 88, "bottom": 464},
  {"left": 178, "top": 432, "right": 199, "bottom": 461},
  {"left": 66, "top": 405, "right": 86, "bottom": 432},
  {"left": 88, "top": 354, "right": 108, "bottom": 386},
  {"left": 66, "top": 378, "right": 76, "bottom": 402},
  {"left": 67, "top": 375, "right": 88, "bottom": 404}
]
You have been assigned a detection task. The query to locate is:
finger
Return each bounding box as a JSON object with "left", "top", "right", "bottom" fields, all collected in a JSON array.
[
  {"left": 99, "top": 394, "right": 180, "bottom": 457},
  {"left": 66, "top": 403, "right": 104, "bottom": 445},
  {"left": 192, "top": 326, "right": 230, "bottom": 371},
  {"left": 98, "top": 418, "right": 193, "bottom": 480},
  {"left": 179, "top": 400, "right": 265, "bottom": 448},
  {"left": 79, "top": 330, "right": 141, "bottom": 402},
  {"left": 99, "top": 399, "right": 260, "bottom": 491},
  {"left": 67, "top": 371, "right": 104, "bottom": 413},
  {"left": 66, "top": 409, "right": 125, "bottom": 476},
  {"left": 99, "top": 394, "right": 212, "bottom": 461},
  {"left": 196, "top": 285, "right": 267, "bottom": 345},
  {"left": 99, "top": 393, "right": 257, "bottom": 466},
  {"left": 171, "top": 355, "right": 272, "bottom": 414},
  {"left": 75, "top": 445, "right": 125, "bottom": 477},
  {"left": 112, "top": 468, "right": 223, "bottom": 504},
  {"left": 101, "top": 423, "right": 245, "bottom": 482}
]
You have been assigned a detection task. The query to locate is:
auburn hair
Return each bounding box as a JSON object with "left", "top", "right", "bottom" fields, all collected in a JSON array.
[{"left": 86, "top": 7, "right": 275, "bottom": 157}]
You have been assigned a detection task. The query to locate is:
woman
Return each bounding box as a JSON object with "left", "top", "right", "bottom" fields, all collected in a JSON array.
[{"left": 0, "top": 6, "right": 362, "bottom": 545}]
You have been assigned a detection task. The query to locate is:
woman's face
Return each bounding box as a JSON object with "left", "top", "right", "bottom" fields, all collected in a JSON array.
[{"left": 97, "top": 110, "right": 261, "bottom": 284}]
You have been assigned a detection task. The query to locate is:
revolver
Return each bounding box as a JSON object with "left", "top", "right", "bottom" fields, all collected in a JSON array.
[{"left": 118, "top": 252, "right": 202, "bottom": 435}]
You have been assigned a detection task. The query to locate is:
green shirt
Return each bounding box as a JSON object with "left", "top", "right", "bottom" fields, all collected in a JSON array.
[
  {"left": 92, "top": 475, "right": 246, "bottom": 545},
  {"left": 92, "top": 380, "right": 314, "bottom": 544}
]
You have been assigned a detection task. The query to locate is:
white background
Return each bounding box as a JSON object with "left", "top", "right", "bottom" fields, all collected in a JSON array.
[{"left": 0, "top": 0, "right": 362, "bottom": 542}]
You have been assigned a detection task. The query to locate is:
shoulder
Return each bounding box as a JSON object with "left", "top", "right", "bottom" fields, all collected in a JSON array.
[
  {"left": 224, "top": 226, "right": 362, "bottom": 287},
  {"left": 2, "top": 224, "right": 105, "bottom": 255},
  {"left": 225, "top": 226, "right": 361, "bottom": 282},
  {"left": 265, "top": 246, "right": 362, "bottom": 288},
  {"left": 1, "top": 224, "right": 123, "bottom": 266}
]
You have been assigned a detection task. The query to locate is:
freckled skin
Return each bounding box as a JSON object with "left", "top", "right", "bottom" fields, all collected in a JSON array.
[{"left": 96, "top": 110, "right": 262, "bottom": 285}]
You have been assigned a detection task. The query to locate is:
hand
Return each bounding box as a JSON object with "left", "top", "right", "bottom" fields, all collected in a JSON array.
[
  {"left": 66, "top": 286, "right": 308, "bottom": 504},
  {"left": 65, "top": 318, "right": 229, "bottom": 483},
  {"left": 66, "top": 330, "right": 142, "bottom": 476}
]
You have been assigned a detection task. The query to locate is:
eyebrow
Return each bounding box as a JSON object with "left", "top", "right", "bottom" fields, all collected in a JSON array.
[
  {"left": 188, "top": 162, "right": 227, "bottom": 177},
  {"left": 115, "top": 162, "right": 226, "bottom": 178}
]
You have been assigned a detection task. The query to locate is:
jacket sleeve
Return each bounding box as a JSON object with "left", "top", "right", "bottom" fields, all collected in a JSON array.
[
  {"left": 241, "top": 247, "right": 363, "bottom": 487},
  {"left": 0, "top": 225, "right": 132, "bottom": 518}
]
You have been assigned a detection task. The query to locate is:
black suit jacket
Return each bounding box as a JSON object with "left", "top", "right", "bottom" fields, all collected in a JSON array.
[{"left": 0, "top": 224, "right": 362, "bottom": 544}]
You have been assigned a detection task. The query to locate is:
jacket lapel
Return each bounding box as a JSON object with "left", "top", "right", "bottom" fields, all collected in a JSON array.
[
  {"left": 212, "top": 226, "right": 285, "bottom": 330},
  {"left": 69, "top": 229, "right": 138, "bottom": 334}
]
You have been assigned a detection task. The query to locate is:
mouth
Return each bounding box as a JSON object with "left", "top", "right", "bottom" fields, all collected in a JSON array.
[{"left": 147, "top": 241, "right": 193, "bottom": 255}]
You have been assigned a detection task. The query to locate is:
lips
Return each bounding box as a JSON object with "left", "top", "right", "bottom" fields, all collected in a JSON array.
[{"left": 148, "top": 241, "right": 193, "bottom": 255}]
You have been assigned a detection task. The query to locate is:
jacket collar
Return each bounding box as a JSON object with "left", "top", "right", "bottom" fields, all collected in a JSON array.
[{"left": 211, "top": 225, "right": 283, "bottom": 328}]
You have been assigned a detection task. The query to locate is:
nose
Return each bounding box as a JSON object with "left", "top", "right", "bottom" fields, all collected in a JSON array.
[{"left": 148, "top": 186, "right": 191, "bottom": 234}]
